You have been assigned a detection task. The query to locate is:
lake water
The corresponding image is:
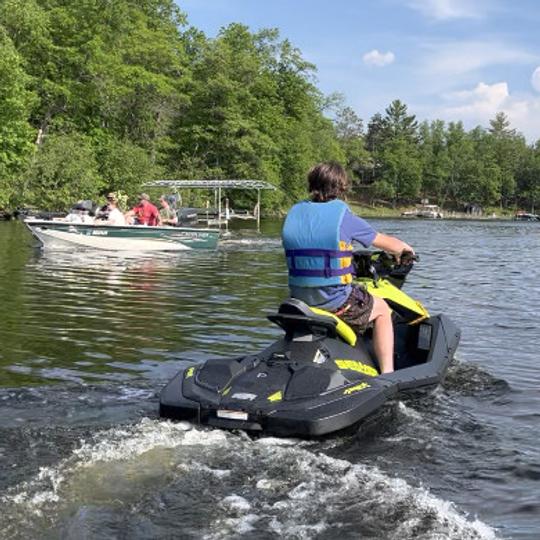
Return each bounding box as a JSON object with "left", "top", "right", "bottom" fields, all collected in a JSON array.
[{"left": 0, "top": 218, "right": 539, "bottom": 539}]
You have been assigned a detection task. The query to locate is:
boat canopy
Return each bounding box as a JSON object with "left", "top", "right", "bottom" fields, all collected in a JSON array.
[
  {"left": 143, "top": 179, "right": 276, "bottom": 229},
  {"left": 145, "top": 179, "right": 276, "bottom": 190}
]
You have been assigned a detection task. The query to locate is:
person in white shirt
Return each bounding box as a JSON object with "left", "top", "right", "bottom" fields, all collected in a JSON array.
[
  {"left": 64, "top": 202, "right": 94, "bottom": 223},
  {"left": 103, "top": 193, "right": 126, "bottom": 225}
]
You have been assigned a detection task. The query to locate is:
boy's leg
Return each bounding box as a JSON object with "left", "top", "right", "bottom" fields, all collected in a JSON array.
[
  {"left": 368, "top": 296, "right": 394, "bottom": 373},
  {"left": 335, "top": 286, "right": 393, "bottom": 374}
]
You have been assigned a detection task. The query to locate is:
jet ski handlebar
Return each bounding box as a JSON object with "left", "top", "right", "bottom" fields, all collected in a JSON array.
[{"left": 353, "top": 249, "right": 417, "bottom": 287}]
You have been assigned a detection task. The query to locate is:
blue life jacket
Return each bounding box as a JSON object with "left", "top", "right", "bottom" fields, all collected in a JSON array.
[{"left": 282, "top": 199, "right": 354, "bottom": 287}]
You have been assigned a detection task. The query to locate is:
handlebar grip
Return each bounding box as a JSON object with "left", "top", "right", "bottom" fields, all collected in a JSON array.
[{"left": 400, "top": 250, "right": 418, "bottom": 263}]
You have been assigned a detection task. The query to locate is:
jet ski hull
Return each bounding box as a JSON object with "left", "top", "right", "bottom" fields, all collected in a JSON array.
[{"left": 160, "top": 313, "right": 460, "bottom": 437}]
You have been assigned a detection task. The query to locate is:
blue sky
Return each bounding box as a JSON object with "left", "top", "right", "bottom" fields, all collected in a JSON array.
[{"left": 178, "top": 0, "right": 540, "bottom": 141}]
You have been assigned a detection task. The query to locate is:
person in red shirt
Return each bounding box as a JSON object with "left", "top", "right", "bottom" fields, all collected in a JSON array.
[{"left": 125, "top": 193, "right": 161, "bottom": 226}]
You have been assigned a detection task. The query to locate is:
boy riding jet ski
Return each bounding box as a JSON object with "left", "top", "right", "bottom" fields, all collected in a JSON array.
[
  {"left": 160, "top": 162, "right": 460, "bottom": 436},
  {"left": 282, "top": 161, "right": 415, "bottom": 375},
  {"left": 160, "top": 248, "right": 460, "bottom": 436}
]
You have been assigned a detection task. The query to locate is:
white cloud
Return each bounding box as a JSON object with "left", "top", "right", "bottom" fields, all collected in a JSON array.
[
  {"left": 407, "top": 0, "right": 485, "bottom": 20},
  {"left": 430, "top": 81, "right": 540, "bottom": 141},
  {"left": 442, "top": 81, "right": 509, "bottom": 113},
  {"left": 422, "top": 41, "right": 537, "bottom": 78},
  {"left": 362, "top": 49, "right": 395, "bottom": 67},
  {"left": 532, "top": 66, "right": 540, "bottom": 92}
]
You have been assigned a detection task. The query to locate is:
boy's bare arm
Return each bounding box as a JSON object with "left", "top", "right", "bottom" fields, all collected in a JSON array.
[{"left": 372, "top": 233, "right": 415, "bottom": 259}]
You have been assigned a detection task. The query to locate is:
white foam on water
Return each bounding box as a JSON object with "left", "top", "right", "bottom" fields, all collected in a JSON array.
[
  {"left": 1, "top": 419, "right": 500, "bottom": 540},
  {"left": 397, "top": 400, "right": 424, "bottom": 420},
  {"left": 220, "top": 237, "right": 281, "bottom": 248},
  {"left": 206, "top": 445, "right": 499, "bottom": 540},
  {"left": 1, "top": 419, "right": 222, "bottom": 515},
  {"left": 114, "top": 386, "right": 155, "bottom": 401},
  {"left": 221, "top": 495, "right": 251, "bottom": 513},
  {"left": 316, "top": 452, "right": 499, "bottom": 540},
  {"left": 269, "top": 516, "right": 328, "bottom": 538},
  {"left": 256, "top": 478, "right": 281, "bottom": 490},
  {"left": 255, "top": 435, "right": 304, "bottom": 447},
  {"left": 201, "top": 496, "right": 259, "bottom": 540},
  {"left": 203, "top": 513, "right": 260, "bottom": 540},
  {"left": 196, "top": 464, "right": 232, "bottom": 479}
]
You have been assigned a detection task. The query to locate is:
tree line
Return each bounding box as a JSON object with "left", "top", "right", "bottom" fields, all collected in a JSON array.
[{"left": 1, "top": 0, "right": 539, "bottom": 213}]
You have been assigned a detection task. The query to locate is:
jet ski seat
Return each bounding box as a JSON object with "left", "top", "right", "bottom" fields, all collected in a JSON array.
[{"left": 268, "top": 299, "right": 358, "bottom": 347}]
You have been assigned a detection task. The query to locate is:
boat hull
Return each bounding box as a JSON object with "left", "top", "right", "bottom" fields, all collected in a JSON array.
[{"left": 24, "top": 219, "right": 219, "bottom": 251}]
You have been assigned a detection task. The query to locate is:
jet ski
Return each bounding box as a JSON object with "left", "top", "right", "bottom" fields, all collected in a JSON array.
[{"left": 159, "top": 251, "right": 460, "bottom": 437}]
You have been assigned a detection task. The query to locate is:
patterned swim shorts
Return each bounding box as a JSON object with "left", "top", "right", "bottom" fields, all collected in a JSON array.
[{"left": 331, "top": 284, "right": 374, "bottom": 334}]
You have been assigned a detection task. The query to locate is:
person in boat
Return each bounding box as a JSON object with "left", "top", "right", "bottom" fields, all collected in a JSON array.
[
  {"left": 125, "top": 193, "right": 160, "bottom": 226},
  {"left": 100, "top": 193, "right": 126, "bottom": 225},
  {"left": 64, "top": 201, "right": 94, "bottom": 224},
  {"left": 158, "top": 195, "right": 178, "bottom": 226},
  {"left": 281, "top": 161, "right": 415, "bottom": 374}
]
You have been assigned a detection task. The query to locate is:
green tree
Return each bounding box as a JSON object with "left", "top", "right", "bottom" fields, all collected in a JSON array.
[
  {"left": 379, "top": 138, "right": 422, "bottom": 205},
  {"left": 333, "top": 105, "right": 372, "bottom": 189},
  {"left": 365, "top": 113, "right": 385, "bottom": 154},
  {"left": 465, "top": 126, "right": 502, "bottom": 206},
  {"left": 96, "top": 137, "right": 158, "bottom": 199},
  {"left": 168, "top": 24, "right": 343, "bottom": 208},
  {"left": 382, "top": 99, "right": 419, "bottom": 143},
  {"left": 516, "top": 141, "right": 540, "bottom": 213},
  {"left": 0, "top": 26, "right": 35, "bottom": 209},
  {"left": 418, "top": 120, "right": 450, "bottom": 203},
  {"left": 0, "top": 27, "right": 35, "bottom": 162},
  {"left": 443, "top": 122, "right": 473, "bottom": 207},
  {"left": 372, "top": 100, "right": 421, "bottom": 204},
  {"left": 21, "top": 133, "right": 103, "bottom": 210},
  {"left": 488, "top": 112, "right": 526, "bottom": 208},
  {"left": 2, "top": 0, "right": 537, "bottom": 215}
]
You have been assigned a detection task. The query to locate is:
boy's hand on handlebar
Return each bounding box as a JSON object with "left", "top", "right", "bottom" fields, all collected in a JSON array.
[{"left": 396, "top": 245, "right": 415, "bottom": 264}]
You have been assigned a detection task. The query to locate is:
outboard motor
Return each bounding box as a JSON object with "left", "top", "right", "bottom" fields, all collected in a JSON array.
[
  {"left": 177, "top": 207, "right": 199, "bottom": 226},
  {"left": 72, "top": 200, "right": 96, "bottom": 216}
]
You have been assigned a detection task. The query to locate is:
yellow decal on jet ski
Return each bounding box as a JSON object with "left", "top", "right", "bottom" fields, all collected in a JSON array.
[
  {"left": 343, "top": 382, "right": 370, "bottom": 395},
  {"left": 267, "top": 391, "right": 283, "bottom": 402},
  {"left": 185, "top": 367, "right": 195, "bottom": 379},
  {"left": 309, "top": 307, "right": 357, "bottom": 346},
  {"left": 359, "top": 278, "right": 429, "bottom": 324},
  {"left": 335, "top": 359, "right": 378, "bottom": 377}
]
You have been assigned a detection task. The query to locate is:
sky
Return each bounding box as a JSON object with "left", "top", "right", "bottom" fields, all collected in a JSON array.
[{"left": 177, "top": 0, "right": 540, "bottom": 142}]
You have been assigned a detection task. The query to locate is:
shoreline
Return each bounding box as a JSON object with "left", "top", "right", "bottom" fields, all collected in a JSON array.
[{"left": 348, "top": 202, "right": 517, "bottom": 220}]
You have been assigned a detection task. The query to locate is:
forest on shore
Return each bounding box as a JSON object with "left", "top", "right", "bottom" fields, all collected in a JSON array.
[{"left": 1, "top": 0, "right": 539, "bottom": 213}]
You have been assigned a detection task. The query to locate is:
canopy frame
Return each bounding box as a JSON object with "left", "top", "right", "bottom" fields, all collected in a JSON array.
[{"left": 144, "top": 179, "right": 276, "bottom": 230}]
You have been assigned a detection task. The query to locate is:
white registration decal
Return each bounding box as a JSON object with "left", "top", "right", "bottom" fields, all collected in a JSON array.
[
  {"left": 217, "top": 410, "right": 248, "bottom": 421},
  {"left": 231, "top": 393, "right": 257, "bottom": 401}
]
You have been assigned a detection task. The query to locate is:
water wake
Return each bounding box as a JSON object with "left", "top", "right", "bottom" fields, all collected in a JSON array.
[{"left": 1, "top": 419, "right": 499, "bottom": 539}]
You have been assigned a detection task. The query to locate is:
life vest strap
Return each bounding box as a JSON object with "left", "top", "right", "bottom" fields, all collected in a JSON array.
[
  {"left": 285, "top": 248, "right": 352, "bottom": 258},
  {"left": 289, "top": 266, "right": 354, "bottom": 278},
  {"left": 286, "top": 248, "right": 353, "bottom": 278}
]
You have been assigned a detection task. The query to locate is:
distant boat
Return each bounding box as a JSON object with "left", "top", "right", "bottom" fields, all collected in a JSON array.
[
  {"left": 514, "top": 212, "right": 539, "bottom": 222},
  {"left": 401, "top": 203, "right": 443, "bottom": 219},
  {"left": 24, "top": 219, "right": 219, "bottom": 251}
]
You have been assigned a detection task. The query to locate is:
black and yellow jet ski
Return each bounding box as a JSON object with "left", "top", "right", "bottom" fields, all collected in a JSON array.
[{"left": 159, "top": 251, "right": 460, "bottom": 437}]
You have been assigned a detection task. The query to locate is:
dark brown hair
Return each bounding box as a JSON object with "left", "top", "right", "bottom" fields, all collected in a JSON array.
[{"left": 307, "top": 162, "right": 349, "bottom": 202}]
